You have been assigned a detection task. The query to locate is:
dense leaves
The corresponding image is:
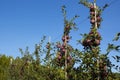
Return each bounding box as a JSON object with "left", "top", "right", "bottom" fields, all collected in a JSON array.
[{"left": 0, "top": 0, "right": 120, "bottom": 80}]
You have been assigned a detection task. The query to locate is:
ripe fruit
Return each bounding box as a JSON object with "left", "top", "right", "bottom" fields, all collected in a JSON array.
[
  {"left": 62, "top": 48, "right": 66, "bottom": 53},
  {"left": 58, "top": 55, "right": 62, "bottom": 60},
  {"left": 89, "top": 31, "right": 94, "bottom": 35},
  {"left": 62, "top": 36, "right": 65, "bottom": 42},
  {"left": 66, "top": 35, "right": 70, "bottom": 40},
  {"left": 82, "top": 31, "right": 101, "bottom": 47},
  {"left": 90, "top": 5, "right": 95, "bottom": 11},
  {"left": 90, "top": 19, "right": 95, "bottom": 24},
  {"left": 93, "top": 39, "right": 100, "bottom": 46},
  {"left": 90, "top": 11, "right": 95, "bottom": 16},
  {"left": 97, "top": 16, "right": 101, "bottom": 22},
  {"left": 67, "top": 56, "right": 71, "bottom": 61},
  {"left": 82, "top": 39, "right": 91, "bottom": 47},
  {"left": 86, "top": 39, "right": 91, "bottom": 43},
  {"left": 62, "top": 43, "right": 66, "bottom": 47},
  {"left": 82, "top": 39, "right": 87, "bottom": 46},
  {"left": 56, "top": 43, "right": 61, "bottom": 48},
  {"left": 62, "top": 35, "right": 70, "bottom": 43}
]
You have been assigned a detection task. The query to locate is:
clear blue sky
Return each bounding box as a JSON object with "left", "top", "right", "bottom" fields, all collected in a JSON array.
[{"left": 0, "top": 0, "right": 120, "bottom": 71}]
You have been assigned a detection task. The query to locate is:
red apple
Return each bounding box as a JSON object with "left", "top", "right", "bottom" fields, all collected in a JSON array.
[
  {"left": 90, "top": 19, "right": 95, "bottom": 24},
  {"left": 90, "top": 5, "right": 95, "bottom": 11},
  {"left": 86, "top": 39, "right": 91, "bottom": 43},
  {"left": 82, "top": 39, "right": 87, "bottom": 46},
  {"left": 97, "top": 16, "right": 101, "bottom": 22},
  {"left": 62, "top": 43, "right": 66, "bottom": 48},
  {"left": 67, "top": 56, "right": 71, "bottom": 60},
  {"left": 93, "top": 39, "right": 100, "bottom": 46},
  {"left": 58, "top": 55, "right": 62, "bottom": 60},
  {"left": 56, "top": 43, "right": 61, "bottom": 48},
  {"left": 62, "top": 36, "right": 65, "bottom": 42},
  {"left": 66, "top": 35, "right": 69, "bottom": 40},
  {"left": 90, "top": 11, "right": 95, "bottom": 16},
  {"left": 62, "top": 48, "right": 66, "bottom": 53}
]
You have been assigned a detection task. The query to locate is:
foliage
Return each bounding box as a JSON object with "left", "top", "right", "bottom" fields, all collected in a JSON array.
[{"left": 0, "top": 0, "right": 120, "bottom": 80}]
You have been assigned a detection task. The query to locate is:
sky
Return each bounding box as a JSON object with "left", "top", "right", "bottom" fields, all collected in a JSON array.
[{"left": 0, "top": 0, "right": 120, "bottom": 71}]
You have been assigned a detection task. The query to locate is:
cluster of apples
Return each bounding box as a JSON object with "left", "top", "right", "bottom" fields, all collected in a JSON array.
[
  {"left": 90, "top": 5, "right": 102, "bottom": 28},
  {"left": 82, "top": 31, "right": 101, "bottom": 48},
  {"left": 62, "top": 35, "right": 70, "bottom": 43},
  {"left": 56, "top": 43, "right": 73, "bottom": 66},
  {"left": 62, "top": 25, "right": 71, "bottom": 43},
  {"left": 56, "top": 24, "right": 73, "bottom": 66},
  {"left": 82, "top": 5, "right": 102, "bottom": 48}
]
